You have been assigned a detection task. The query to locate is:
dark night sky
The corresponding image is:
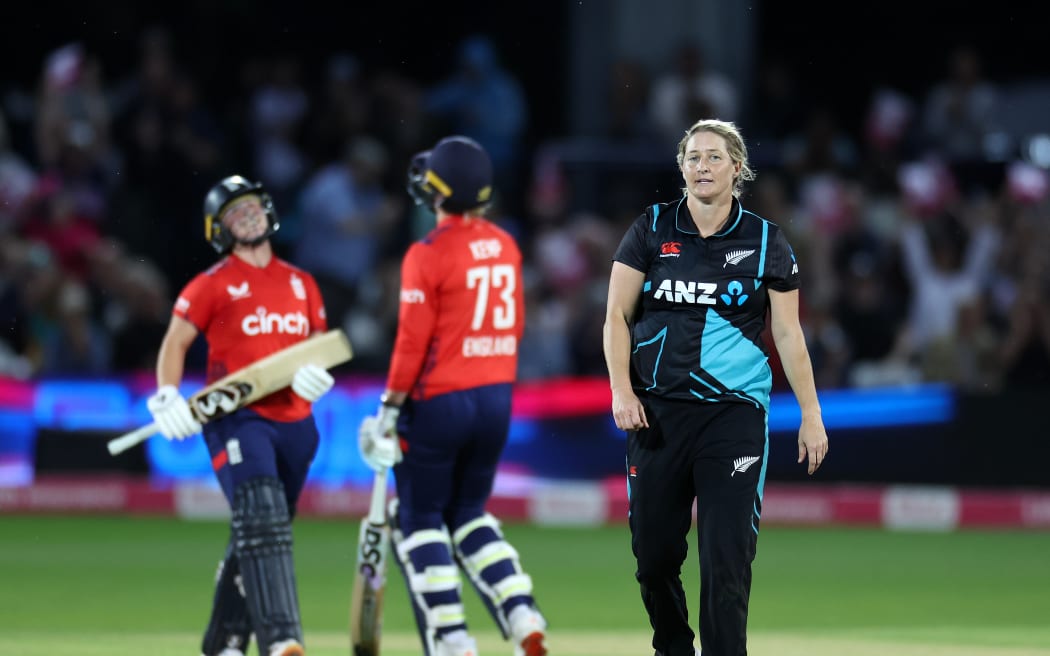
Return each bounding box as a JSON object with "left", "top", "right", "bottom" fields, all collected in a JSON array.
[
  {"left": 2, "top": 1, "right": 1047, "bottom": 144},
  {"left": 755, "top": 3, "right": 1047, "bottom": 126}
]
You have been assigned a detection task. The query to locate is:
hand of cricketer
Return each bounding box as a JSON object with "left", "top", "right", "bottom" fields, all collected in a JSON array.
[
  {"left": 147, "top": 384, "right": 202, "bottom": 440},
  {"left": 797, "top": 415, "right": 828, "bottom": 475},
  {"left": 291, "top": 363, "right": 335, "bottom": 402},
  {"left": 611, "top": 386, "right": 648, "bottom": 432},
  {"left": 357, "top": 405, "right": 403, "bottom": 472}
]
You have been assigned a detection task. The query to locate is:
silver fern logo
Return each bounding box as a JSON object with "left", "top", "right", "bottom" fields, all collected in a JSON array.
[
  {"left": 732, "top": 456, "right": 760, "bottom": 476},
  {"left": 724, "top": 249, "right": 755, "bottom": 268}
]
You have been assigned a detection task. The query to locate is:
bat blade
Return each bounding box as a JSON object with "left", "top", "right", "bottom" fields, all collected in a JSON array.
[
  {"left": 350, "top": 469, "right": 391, "bottom": 655},
  {"left": 107, "top": 329, "right": 353, "bottom": 455}
]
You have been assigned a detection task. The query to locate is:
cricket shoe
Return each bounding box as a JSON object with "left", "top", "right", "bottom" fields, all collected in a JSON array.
[
  {"left": 508, "top": 605, "right": 547, "bottom": 656},
  {"left": 435, "top": 629, "right": 478, "bottom": 656},
  {"left": 268, "top": 638, "right": 304, "bottom": 656}
]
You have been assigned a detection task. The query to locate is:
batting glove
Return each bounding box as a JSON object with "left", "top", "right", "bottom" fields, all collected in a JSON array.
[
  {"left": 147, "top": 384, "right": 202, "bottom": 440},
  {"left": 292, "top": 363, "right": 335, "bottom": 402},
  {"left": 358, "top": 404, "right": 403, "bottom": 472}
]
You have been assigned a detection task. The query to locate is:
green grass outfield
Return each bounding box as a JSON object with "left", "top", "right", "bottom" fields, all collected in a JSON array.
[{"left": 1, "top": 515, "right": 1049, "bottom": 655}]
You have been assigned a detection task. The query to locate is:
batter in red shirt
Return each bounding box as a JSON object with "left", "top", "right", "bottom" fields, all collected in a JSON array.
[
  {"left": 147, "top": 175, "right": 333, "bottom": 656},
  {"left": 357, "top": 136, "right": 547, "bottom": 656},
  {"left": 175, "top": 252, "right": 326, "bottom": 421}
]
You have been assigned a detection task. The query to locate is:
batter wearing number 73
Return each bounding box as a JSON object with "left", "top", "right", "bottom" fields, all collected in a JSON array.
[{"left": 356, "top": 136, "right": 548, "bottom": 656}]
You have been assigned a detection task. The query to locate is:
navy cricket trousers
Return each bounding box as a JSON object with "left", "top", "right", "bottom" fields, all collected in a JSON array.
[
  {"left": 203, "top": 408, "right": 321, "bottom": 512},
  {"left": 627, "top": 397, "right": 768, "bottom": 656},
  {"left": 393, "top": 383, "right": 512, "bottom": 534}
]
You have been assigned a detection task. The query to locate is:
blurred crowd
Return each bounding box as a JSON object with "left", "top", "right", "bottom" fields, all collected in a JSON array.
[{"left": 1, "top": 29, "right": 1048, "bottom": 393}]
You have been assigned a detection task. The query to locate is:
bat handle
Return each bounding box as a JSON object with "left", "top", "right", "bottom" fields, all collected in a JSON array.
[
  {"left": 106, "top": 423, "right": 159, "bottom": 456},
  {"left": 367, "top": 468, "right": 388, "bottom": 524}
]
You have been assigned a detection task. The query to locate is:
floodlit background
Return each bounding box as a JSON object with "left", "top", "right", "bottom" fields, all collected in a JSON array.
[{"left": 1, "top": 2, "right": 1049, "bottom": 654}]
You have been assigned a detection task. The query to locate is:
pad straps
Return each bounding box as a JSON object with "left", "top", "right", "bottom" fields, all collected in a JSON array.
[
  {"left": 232, "top": 477, "right": 302, "bottom": 652},
  {"left": 201, "top": 539, "right": 252, "bottom": 656}
]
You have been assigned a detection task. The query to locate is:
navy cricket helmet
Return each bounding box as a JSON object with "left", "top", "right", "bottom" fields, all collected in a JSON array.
[
  {"left": 406, "top": 136, "right": 493, "bottom": 214},
  {"left": 202, "top": 175, "right": 279, "bottom": 254}
]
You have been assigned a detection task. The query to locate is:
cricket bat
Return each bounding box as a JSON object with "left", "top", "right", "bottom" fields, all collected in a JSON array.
[
  {"left": 349, "top": 467, "right": 391, "bottom": 656},
  {"left": 106, "top": 329, "right": 353, "bottom": 455}
]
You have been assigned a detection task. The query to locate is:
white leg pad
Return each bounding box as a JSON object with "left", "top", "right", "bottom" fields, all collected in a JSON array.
[
  {"left": 492, "top": 573, "right": 534, "bottom": 603},
  {"left": 391, "top": 524, "right": 467, "bottom": 654},
  {"left": 452, "top": 513, "right": 535, "bottom": 634},
  {"left": 427, "top": 602, "right": 467, "bottom": 629},
  {"left": 409, "top": 564, "right": 462, "bottom": 593}
]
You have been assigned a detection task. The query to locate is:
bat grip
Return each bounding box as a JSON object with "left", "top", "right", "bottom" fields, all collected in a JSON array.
[
  {"left": 367, "top": 468, "right": 388, "bottom": 524},
  {"left": 106, "top": 423, "right": 159, "bottom": 455}
]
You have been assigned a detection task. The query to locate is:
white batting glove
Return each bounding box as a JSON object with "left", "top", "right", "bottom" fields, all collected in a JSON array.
[
  {"left": 147, "top": 384, "right": 202, "bottom": 440},
  {"left": 357, "top": 404, "right": 403, "bottom": 472},
  {"left": 291, "top": 363, "right": 335, "bottom": 402}
]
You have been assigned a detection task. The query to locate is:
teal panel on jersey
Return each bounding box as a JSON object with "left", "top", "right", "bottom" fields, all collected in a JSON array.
[
  {"left": 698, "top": 308, "right": 772, "bottom": 410},
  {"left": 632, "top": 326, "right": 668, "bottom": 391},
  {"left": 756, "top": 218, "right": 769, "bottom": 278}
]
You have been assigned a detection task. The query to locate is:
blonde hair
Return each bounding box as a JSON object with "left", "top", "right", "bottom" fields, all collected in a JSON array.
[{"left": 676, "top": 119, "right": 755, "bottom": 198}]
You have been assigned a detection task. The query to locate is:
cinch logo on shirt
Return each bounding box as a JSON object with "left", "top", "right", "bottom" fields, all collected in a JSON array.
[
  {"left": 653, "top": 279, "right": 717, "bottom": 305},
  {"left": 659, "top": 242, "right": 682, "bottom": 257},
  {"left": 241, "top": 308, "right": 309, "bottom": 335}
]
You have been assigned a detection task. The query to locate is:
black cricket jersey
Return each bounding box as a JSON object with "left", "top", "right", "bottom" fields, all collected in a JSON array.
[{"left": 613, "top": 196, "right": 800, "bottom": 411}]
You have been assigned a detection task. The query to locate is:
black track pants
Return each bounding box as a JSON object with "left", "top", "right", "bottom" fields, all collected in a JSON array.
[{"left": 627, "top": 398, "right": 767, "bottom": 656}]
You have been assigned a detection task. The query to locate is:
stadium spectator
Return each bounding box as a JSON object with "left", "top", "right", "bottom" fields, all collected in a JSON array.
[
  {"left": 424, "top": 35, "right": 528, "bottom": 210},
  {"left": 746, "top": 59, "right": 808, "bottom": 167},
  {"left": 0, "top": 109, "right": 38, "bottom": 234},
  {"left": 918, "top": 45, "right": 1003, "bottom": 194},
  {"left": 33, "top": 42, "right": 113, "bottom": 173},
  {"left": 996, "top": 253, "right": 1050, "bottom": 388},
  {"left": 19, "top": 177, "right": 102, "bottom": 281},
  {"left": 106, "top": 35, "right": 223, "bottom": 289},
  {"left": 303, "top": 52, "right": 370, "bottom": 164},
  {"left": 989, "top": 176, "right": 1050, "bottom": 389},
  {"left": 0, "top": 237, "right": 36, "bottom": 378},
  {"left": 247, "top": 54, "right": 310, "bottom": 213},
  {"left": 648, "top": 42, "right": 739, "bottom": 142},
  {"left": 895, "top": 187, "right": 1002, "bottom": 381},
  {"left": 605, "top": 57, "right": 656, "bottom": 140},
  {"left": 780, "top": 106, "right": 861, "bottom": 186},
  {"left": 36, "top": 277, "right": 111, "bottom": 375},
  {"left": 292, "top": 135, "right": 403, "bottom": 366}
]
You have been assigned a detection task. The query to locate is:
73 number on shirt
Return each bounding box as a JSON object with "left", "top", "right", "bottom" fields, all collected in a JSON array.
[{"left": 466, "top": 265, "right": 516, "bottom": 330}]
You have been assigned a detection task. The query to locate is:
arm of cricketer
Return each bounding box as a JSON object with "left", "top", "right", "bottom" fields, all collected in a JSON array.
[{"left": 107, "top": 329, "right": 353, "bottom": 455}]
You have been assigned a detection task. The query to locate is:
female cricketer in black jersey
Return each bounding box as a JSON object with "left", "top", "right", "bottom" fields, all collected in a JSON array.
[{"left": 602, "top": 119, "right": 829, "bottom": 656}]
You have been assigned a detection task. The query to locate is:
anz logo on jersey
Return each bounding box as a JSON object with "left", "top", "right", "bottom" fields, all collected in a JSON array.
[
  {"left": 652, "top": 279, "right": 754, "bottom": 307},
  {"left": 653, "top": 279, "right": 717, "bottom": 305}
]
